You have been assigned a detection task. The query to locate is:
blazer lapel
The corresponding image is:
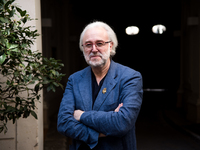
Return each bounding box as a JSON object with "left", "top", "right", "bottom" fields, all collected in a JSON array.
[
  {"left": 78, "top": 67, "right": 93, "bottom": 111},
  {"left": 93, "top": 61, "right": 118, "bottom": 111}
]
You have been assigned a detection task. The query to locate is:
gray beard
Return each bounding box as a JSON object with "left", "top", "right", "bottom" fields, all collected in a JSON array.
[{"left": 84, "top": 47, "right": 110, "bottom": 68}]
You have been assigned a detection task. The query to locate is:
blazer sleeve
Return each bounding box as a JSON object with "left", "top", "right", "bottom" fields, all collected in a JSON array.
[
  {"left": 80, "top": 71, "right": 143, "bottom": 137},
  {"left": 57, "top": 76, "right": 99, "bottom": 149}
]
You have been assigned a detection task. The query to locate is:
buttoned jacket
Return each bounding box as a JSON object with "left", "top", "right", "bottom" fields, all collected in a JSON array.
[{"left": 57, "top": 60, "right": 143, "bottom": 150}]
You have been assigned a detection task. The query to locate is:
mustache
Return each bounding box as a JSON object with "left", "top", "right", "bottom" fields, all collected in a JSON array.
[{"left": 89, "top": 52, "right": 103, "bottom": 58}]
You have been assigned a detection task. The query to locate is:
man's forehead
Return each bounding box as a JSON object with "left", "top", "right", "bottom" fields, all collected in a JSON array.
[{"left": 83, "top": 27, "right": 108, "bottom": 41}]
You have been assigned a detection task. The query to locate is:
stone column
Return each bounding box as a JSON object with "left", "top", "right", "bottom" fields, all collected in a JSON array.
[
  {"left": 181, "top": 0, "right": 200, "bottom": 123},
  {"left": 16, "top": 0, "right": 43, "bottom": 149}
]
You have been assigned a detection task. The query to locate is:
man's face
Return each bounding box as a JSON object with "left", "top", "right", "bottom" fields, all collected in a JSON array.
[{"left": 82, "top": 27, "right": 113, "bottom": 68}]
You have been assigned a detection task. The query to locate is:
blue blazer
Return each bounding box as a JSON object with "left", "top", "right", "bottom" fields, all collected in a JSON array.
[{"left": 57, "top": 60, "right": 143, "bottom": 150}]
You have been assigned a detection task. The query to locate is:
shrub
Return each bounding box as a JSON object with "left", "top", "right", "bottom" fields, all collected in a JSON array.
[{"left": 0, "top": 0, "right": 65, "bottom": 133}]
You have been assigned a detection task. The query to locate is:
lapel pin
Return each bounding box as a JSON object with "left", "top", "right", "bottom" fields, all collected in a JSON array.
[{"left": 102, "top": 88, "right": 107, "bottom": 94}]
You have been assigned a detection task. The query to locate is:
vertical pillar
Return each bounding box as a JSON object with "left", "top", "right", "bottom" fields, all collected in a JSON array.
[
  {"left": 181, "top": 0, "right": 200, "bottom": 123},
  {"left": 16, "top": 0, "right": 43, "bottom": 150}
]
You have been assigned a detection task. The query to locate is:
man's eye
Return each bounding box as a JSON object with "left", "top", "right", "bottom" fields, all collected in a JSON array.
[
  {"left": 96, "top": 42, "right": 104, "bottom": 47},
  {"left": 86, "top": 44, "right": 92, "bottom": 47}
]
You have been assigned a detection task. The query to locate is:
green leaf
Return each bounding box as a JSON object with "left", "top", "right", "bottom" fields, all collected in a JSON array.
[
  {"left": 16, "top": 97, "right": 20, "bottom": 102},
  {"left": 21, "top": 10, "right": 26, "bottom": 17},
  {"left": 0, "top": 53, "right": 6, "bottom": 65},
  {"left": 21, "top": 16, "right": 27, "bottom": 24},
  {"left": 23, "top": 110, "right": 30, "bottom": 118},
  {"left": 10, "top": 48, "right": 18, "bottom": 52},
  {"left": 5, "top": 39, "right": 10, "bottom": 49},
  {"left": 50, "top": 70, "right": 56, "bottom": 75},
  {"left": 53, "top": 82, "right": 59, "bottom": 87},
  {"left": 58, "top": 83, "right": 64, "bottom": 90},
  {"left": 5, "top": 1, "right": 12, "bottom": 10},
  {"left": 8, "top": 9, "right": 15, "bottom": 17},
  {"left": 16, "top": 6, "right": 26, "bottom": 17},
  {"left": 9, "top": 44, "right": 18, "bottom": 49},
  {"left": 21, "top": 43, "right": 28, "bottom": 48},
  {"left": 5, "top": 106, "right": 14, "bottom": 113},
  {"left": 6, "top": 80, "right": 10, "bottom": 85},
  {"left": 0, "top": 17, "right": 9, "bottom": 23},
  {"left": 36, "top": 95, "right": 40, "bottom": 100},
  {"left": 16, "top": 7, "right": 22, "bottom": 15},
  {"left": 30, "top": 110, "right": 37, "bottom": 119},
  {"left": 9, "top": 44, "right": 18, "bottom": 52},
  {"left": 0, "top": 127, "right": 4, "bottom": 133},
  {"left": 5, "top": 29, "right": 10, "bottom": 35},
  {"left": 0, "top": 0, "right": 6, "bottom": 5},
  {"left": 34, "top": 84, "right": 39, "bottom": 93}
]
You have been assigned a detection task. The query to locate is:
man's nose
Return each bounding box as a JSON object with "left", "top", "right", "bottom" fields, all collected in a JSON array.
[{"left": 91, "top": 44, "right": 98, "bottom": 52}]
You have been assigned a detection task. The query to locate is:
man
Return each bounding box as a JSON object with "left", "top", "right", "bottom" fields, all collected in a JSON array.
[{"left": 57, "top": 21, "right": 143, "bottom": 150}]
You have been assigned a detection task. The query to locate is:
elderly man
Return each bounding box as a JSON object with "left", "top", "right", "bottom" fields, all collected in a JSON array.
[{"left": 57, "top": 21, "right": 143, "bottom": 150}]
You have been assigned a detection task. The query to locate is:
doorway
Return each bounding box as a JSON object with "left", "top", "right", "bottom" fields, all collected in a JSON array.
[{"left": 41, "top": 0, "right": 181, "bottom": 149}]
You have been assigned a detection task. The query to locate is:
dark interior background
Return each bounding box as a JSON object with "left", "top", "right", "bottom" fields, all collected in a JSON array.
[
  {"left": 68, "top": 0, "right": 181, "bottom": 90},
  {"left": 41, "top": 0, "right": 183, "bottom": 140}
]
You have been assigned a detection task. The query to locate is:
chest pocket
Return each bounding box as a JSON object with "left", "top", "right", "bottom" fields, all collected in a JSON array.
[{"left": 99, "top": 90, "right": 120, "bottom": 111}]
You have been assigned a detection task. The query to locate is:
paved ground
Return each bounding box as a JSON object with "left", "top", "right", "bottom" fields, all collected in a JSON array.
[
  {"left": 136, "top": 91, "right": 200, "bottom": 150},
  {"left": 44, "top": 122, "right": 68, "bottom": 150},
  {"left": 136, "top": 108, "right": 200, "bottom": 150},
  {"left": 44, "top": 91, "right": 200, "bottom": 150}
]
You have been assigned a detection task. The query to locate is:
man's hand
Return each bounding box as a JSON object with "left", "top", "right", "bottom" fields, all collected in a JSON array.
[
  {"left": 73, "top": 103, "right": 123, "bottom": 138},
  {"left": 114, "top": 103, "right": 123, "bottom": 112},
  {"left": 99, "top": 133, "right": 106, "bottom": 138},
  {"left": 74, "top": 110, "right": 84, "bottom": 121},
  {"left": 74, "top": 103, "right": 123, "bottom": 121}
]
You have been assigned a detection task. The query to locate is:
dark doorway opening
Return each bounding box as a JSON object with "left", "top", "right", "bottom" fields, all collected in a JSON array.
[{"left": 41, "top": 0, "right": 182, "bottom": 149}]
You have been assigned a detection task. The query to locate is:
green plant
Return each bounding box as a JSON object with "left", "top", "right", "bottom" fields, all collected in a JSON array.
[{"left": 0, "top": 0, "right": 65, "bottom": 133}]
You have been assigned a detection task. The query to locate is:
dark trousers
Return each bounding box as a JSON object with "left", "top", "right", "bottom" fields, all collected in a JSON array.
[{"left": 78, "top": 143, "right": 91, "bottom": 150}]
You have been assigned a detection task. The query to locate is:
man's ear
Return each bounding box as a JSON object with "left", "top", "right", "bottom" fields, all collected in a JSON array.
[{"left": 109, "top": 42, "right": 114, "bottom": 52}]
